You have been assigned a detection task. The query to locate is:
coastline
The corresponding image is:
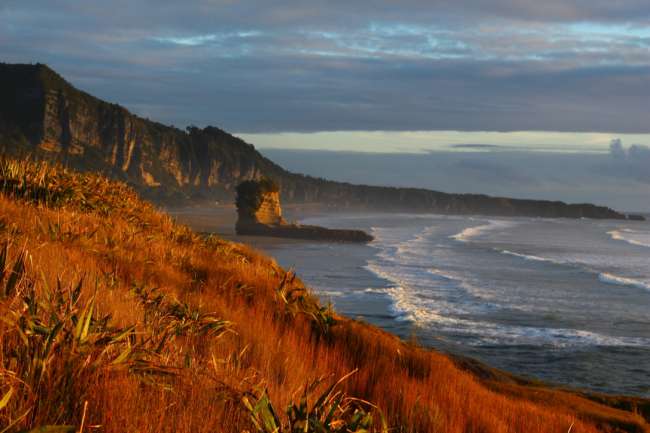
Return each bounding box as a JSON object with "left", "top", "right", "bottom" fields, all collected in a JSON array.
[
  {"left": 169, "top": 205, "right": 650, "bottom": 400},
  {"left": 3, "top": 157, "right": 648, "bottom": 432}
]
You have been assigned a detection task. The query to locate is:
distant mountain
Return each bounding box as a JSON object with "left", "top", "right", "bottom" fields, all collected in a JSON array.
[{"left": 0, "top": 62, "right": 629, "bottom": 219}]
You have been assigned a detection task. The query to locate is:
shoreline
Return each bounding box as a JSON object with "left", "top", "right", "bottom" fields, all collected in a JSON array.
[
  {"left": 167, "top": 205, "right": 650, "bottom": 401},
  {"left": 165, "top": 203, "right": 335, "bottom": 245}
]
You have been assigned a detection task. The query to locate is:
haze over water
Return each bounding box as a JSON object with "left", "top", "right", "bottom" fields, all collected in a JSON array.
[{"left": 261, "top": 213, "right": 650, "bottom": 397}]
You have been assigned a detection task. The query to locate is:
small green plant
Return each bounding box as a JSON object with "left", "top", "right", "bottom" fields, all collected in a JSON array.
[
  {"left": 242, "top": 370, "right": 387, "bottom": 433},
  {"left": 132, "top": 285, "right": 233, "bottom": 351},
  {"left": 277, "top": 272, "right": 336, "bottom": 334}
]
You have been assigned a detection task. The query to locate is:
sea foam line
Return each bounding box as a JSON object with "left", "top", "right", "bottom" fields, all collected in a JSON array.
[
  {"left": 607, "top": 229, "right": 650, "bottom": 248},
  {"left": 500, "top": 248, "right": 650, "bottom": 292},
  {"left": 450, "top": 220, "right": 516, "bottom": 243},
  {"left": 361, "top": 268, "right": 650, "bottom": 347},
  {"left": 598, "top": 272, "right": 650, "bottom": 292},
  {"left": 499, "top": 249, "right": 556, "bottom": 263},
  {"left": 362, "top": 262, "right": 451, "bottom": 323}
]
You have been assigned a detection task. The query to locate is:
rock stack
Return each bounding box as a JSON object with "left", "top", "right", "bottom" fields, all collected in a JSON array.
[{"left": 235, "top": 179, "right": 373, "bottom": 242}]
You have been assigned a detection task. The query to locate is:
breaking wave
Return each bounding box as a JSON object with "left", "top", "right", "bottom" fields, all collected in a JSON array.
[
  {"left": 598, "top": 272, "right": 650, "bottom": 292},
  {"left": 499, "top": 249, "right": 556, "bottom": 263},
  {"left": 450, "top": 220, "right": 517, "bottom": 242},
  {"left": 500, "top": 248, "right": 650, "bottom": 292},
  {"left": 608, "top": 229, "right": 650, "bottom": 249}
]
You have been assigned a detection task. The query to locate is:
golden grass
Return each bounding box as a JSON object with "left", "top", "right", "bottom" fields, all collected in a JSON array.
[{"left": 0, "top": 158, "right": 648, "bottom": 432}]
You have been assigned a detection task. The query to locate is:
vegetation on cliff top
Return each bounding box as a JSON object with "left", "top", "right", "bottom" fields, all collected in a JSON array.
[{"left": 0, "top": 157, "right": 648, "bottom": 433}]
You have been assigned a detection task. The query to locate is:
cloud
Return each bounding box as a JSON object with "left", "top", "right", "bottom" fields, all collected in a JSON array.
[
  {"left": 2, "top": 1, "right": 650, "bottom": 133},
  {"left": 603, "top": 139, "right": 650, "bottom": 182},
  {"left": 451, "top": 144, "right": 505, "bottom": 150}
]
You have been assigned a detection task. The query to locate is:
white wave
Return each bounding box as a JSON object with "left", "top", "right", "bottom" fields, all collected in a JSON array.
[
  {"left": 368, "top": 226, "right": 383, "bottom": 244},
  {"left": 499, "top": 249, "right": 557, "bottom": 264},
  {"left": 607, "top": 229, "right": 650, "bottom": 248},
  {"left": 366, "top": 218, "right": 650, "bottom": 348},
  {"left": 365, "top": 259, "right": 650, "bottom": 347},
  {"left": 314, "top": 289, "right": 345, "bottom": 298},
  {"left": 598, "top": 272, "right": 650, "bottom": 292},
  {"left": 363, "top": 261, "right": 465, "bottom": 323},
  {"left": 363, "top": 287, "right": 387, "bottom": 294},
  {"left": 382, "top": 286, "right": 451, "bottom": 323},
  {"left": 450, "top": 224, "right": 490, "bottom": 242},
  {"left": 450, "top": 220, "right": 517, "bottom": 243},
  {"left": 427, "top": 268, "right": 456, "bottom": 280},
  {"left": 396, "top": 225, "right": 439, "bottom": 257},
  {"left": 362, "top": 267, "right": 649, "bottom": 347},
  {"left": 470, "top": 323, "right": 650, "bottom": 348},
  {"left": 500, "top": 248, "right": 650, "bottom": 292}
]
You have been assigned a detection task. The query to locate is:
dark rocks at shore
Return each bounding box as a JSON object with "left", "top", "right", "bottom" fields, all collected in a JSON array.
[{"left": 236, "top": 222, "right": 374, "bottom": 242}]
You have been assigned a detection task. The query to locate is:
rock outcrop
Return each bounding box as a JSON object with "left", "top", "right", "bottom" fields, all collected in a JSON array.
[
  {"left": 248, "top": 191, "right": 285, "bottom": 225},
  {"left": 0, "top": 62, "right": 637, "bottom": 220},
  {"left": 235, "top": 179, "right": 373, "bottom": 242}
]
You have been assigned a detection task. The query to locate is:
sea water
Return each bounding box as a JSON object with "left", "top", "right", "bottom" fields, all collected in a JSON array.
[{"left": 258, "top": 213, "right": 650, "bottom": 397}]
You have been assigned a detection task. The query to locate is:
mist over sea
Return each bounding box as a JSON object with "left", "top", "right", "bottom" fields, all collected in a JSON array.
[{"left": 259, "top": 213, "right": 650, "bottom": 397}]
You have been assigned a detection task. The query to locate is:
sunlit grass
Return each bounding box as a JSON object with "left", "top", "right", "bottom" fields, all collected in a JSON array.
[{"left": 0, "top": 156, "right": 647, "bottom": 432}]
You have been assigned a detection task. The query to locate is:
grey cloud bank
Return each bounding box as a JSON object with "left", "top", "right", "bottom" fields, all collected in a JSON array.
[
  {"left": 2, "top": 1, "right": 650, "bottom": 134},
  {"left": 605, "top": 139, "right": 650, "bottom": 183}
]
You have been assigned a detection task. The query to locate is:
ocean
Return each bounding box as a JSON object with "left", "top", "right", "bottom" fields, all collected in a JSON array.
[{"left": 258, "top": 213, "right": 650, "bottom": 397}]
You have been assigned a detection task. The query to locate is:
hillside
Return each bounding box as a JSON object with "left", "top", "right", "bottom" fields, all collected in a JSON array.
[
  {"left": 0, "top": 157, "right": 649, "bottom": 432},
  {"left": 0, "top": 62, "right": 630, "bottom": 219}
]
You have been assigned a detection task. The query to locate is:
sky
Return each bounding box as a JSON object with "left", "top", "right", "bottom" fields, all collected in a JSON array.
[{"left": 1, "top": 1, "right": 649, "bottom": 208}]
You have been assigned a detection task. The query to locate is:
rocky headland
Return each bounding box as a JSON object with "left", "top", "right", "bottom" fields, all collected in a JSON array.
[
  {"left": 235, "top": 179, "right": 373, "bottom": 242},
  {"left": 0, "top": 62, "right": 641, "bottom": 220}
]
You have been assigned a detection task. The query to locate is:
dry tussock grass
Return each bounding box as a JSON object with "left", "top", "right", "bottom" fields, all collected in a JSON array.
[{"left": 0, "top": 158, "right": 648, "bottom": 433}]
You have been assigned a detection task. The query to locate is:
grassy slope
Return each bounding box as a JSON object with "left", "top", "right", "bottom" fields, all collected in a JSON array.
[{"left": 0, "top": 158, "right": 648, "bottom": 433}]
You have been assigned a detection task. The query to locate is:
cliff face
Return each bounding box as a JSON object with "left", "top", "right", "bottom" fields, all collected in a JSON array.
[
  {"left": 0, "top": 63, "right": 631, "bottom": 220},
  {"left": 253, "top": 192, "right": 284, "bottom": 225},
  {"left": 0, "top": 64, "right": 285, "bottom": 203}
]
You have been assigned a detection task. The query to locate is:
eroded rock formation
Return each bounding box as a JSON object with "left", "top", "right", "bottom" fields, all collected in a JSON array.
[{"left": 235, "top": 179, "right": 373, "bottom": 242}]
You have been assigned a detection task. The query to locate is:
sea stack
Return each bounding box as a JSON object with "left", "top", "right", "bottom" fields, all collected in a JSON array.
[{"left": 235, "top": 178, "right": 373, "bottom": 242}]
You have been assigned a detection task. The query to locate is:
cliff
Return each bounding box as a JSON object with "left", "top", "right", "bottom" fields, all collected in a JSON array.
[
  {"left": 235, "top": 179, "right": 373, "bottom": 242},
  {"left": 0, "top": 62, "right": 634, "bottom": 220}
]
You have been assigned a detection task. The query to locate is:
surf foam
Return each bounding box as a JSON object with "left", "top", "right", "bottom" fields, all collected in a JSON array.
[
  {"left": 598, "top": 272, "right": 650, "bottom": 292},
  {"left": 450, "top": 220, "right": 517, "bottom": 242},
  {"left": 608, "top": 229, "right": 650, "bottom": 249},
  {"left": 499, "top": 249, "right": 555, "bottom": 263}
]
